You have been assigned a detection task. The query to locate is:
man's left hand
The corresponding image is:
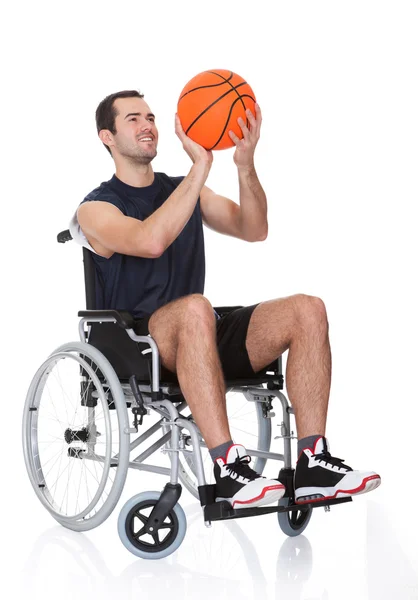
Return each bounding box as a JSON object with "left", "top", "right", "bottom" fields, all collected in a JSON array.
[{"left": 228, "top": 103, "right": 262, "bottom": 169}]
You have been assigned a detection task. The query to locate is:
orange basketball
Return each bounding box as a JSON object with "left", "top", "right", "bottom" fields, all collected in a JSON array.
[{"left": 177, "top": 69, "right": 256, "bottom": 151}]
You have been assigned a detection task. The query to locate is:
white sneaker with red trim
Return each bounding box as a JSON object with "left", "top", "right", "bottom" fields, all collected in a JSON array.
[
  {"left": 213, "top": 444, "right": 285, "bottom": 509},
  {"left": 295, "top": 436, "right": 381, "bottom": 504}
]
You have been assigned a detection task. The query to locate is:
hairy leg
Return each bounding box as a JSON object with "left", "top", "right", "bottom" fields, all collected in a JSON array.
[
  {"left": 148, "top": 294, "right": 231, "bottom": 449},
  {"left": 246, "top": 295, "right": 331, "bottom": 438}
]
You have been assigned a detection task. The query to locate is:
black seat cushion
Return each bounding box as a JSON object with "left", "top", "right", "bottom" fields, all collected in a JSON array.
[{"left": 87, "top": 322, "right": 279, "bottom": 386}]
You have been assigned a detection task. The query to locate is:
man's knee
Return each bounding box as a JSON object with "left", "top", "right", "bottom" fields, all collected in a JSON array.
[
  {"left": 150, "top": 294, "right": 214, "bottom": 340},
  {"left": 148, "top": 295, "right": 214, "bottom": 371},
  {"left": 178, "top": 294, "right": 216, "bottom": 330},
  {"left": 293, "top": 294, "right": 329, "bottom": 330}
]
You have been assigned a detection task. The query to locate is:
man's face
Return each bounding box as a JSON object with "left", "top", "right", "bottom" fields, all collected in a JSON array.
[{"left": 107, "top": 97, "right": 159, "bottom": 163}]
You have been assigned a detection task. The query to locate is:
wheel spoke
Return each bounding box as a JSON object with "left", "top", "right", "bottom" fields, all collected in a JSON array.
[
  {"left": 134, "top": 510, "right": 148, "bottom": 525},
  {"left": 152, "top": 531, "right": 160, "bottom": 545},
  {"left": 230, "top": 425, "right": 258, "bottom": 438},
  {"left": 133, "top": 525, "right": 147, "bottom": 540}
]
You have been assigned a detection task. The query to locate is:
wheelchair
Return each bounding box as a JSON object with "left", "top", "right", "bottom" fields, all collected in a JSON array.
[{"left": 22, "top": 229, "right": 351, "bottom": 560}]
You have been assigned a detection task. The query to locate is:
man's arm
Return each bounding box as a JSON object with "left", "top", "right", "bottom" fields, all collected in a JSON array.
[
  {"left": 78, "top": 115, "right": 213, "bottom": 259},
  {"left": 78, "top": 163, "right": 210, "bottom": 259},
  {"left": 200, "top": 104, "right": 268, "bottom": 242},
  {"left": 200, "top": 178, "right": 267, "bottom": 242},
  {"left": 236, "top": 165, "right": 268, "bottom": 241}
]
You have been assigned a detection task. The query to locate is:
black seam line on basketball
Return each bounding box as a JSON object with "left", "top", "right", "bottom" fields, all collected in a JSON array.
[
  {"left": 178, "top": 73, "right": 234, "bottom": 102},
  {"left": 208, "top": 94, "right": 255, "bottom": 150},
  {"left": 185, "top": 82, "right": 248, "bottom": 136},
  {"left": 209, "top": 71, "right": 250, "bottom": 128}
]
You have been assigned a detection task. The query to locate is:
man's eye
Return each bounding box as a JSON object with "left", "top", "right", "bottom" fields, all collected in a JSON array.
[{"left": 130, "top": 117, "right": 137, "bottom": 121}]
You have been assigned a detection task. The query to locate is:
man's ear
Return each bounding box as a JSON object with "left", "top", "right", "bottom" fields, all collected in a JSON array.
[{"left": 99, "top": 129, "right": 113, "bottom": 147}]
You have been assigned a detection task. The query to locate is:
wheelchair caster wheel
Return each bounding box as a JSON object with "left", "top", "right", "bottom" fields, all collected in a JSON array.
[
  {"left": 277, "top": 497, "right": 313, "bottom": 537},
  {"left": 118, "top": 492, "right": 187, "bottom": 559}
]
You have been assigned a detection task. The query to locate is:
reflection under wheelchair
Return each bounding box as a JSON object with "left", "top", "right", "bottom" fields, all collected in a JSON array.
[{"left": 22, "top": 230, "right": 354, "bottom": 560}]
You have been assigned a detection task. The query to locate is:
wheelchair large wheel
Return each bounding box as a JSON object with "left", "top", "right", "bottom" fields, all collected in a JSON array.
[
  {"left": 174, "top": 389, "right": 272, "bottom": 499},
  {"left": 22, "top": 342, "right": 130, "bottom": 531}
]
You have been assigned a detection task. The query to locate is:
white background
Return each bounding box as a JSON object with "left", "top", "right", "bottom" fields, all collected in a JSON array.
[{"left": 1, "top": 1, "right": 417, "bottom": 598}]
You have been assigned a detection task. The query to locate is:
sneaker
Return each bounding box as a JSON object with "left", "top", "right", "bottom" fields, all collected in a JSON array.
[
  {"left": 214, "top": 444, "right": 285, "bottom": 509},
  {"left": 295, "top": 436, "right": 381, "bottom": 504}
]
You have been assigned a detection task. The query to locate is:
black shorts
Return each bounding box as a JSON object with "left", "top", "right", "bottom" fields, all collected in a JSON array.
[{"left": 134, "top": 303, "right": 261, "bottom": 381}]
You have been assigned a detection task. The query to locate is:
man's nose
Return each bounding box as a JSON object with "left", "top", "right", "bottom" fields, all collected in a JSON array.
[{"left": 139, "top": 118, "right": 152, "bottom": 131}]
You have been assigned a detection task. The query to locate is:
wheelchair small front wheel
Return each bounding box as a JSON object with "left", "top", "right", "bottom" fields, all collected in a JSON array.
[
  {"left": 118, "top": 492, "right": 187, "bottom": 560},
  {"left": 277, "top": 497, "right": 313, "bottom": 537}
]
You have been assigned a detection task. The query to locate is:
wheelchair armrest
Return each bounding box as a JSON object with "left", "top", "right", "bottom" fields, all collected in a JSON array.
[
  {"left": 57, "top": 229, "right": 73, "bottom": 243},
  {"left": 78, "top": 310, "right": 135, "bottom": 329},
  {"left": 78, "top": 305, "right": 245, "bottom": 330},
  {"left": 213, "top": 306, "right": 244, "bottom": 318}
]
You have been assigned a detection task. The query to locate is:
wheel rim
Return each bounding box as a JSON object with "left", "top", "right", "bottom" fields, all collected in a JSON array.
[
  {"left": 125, "top": 500, "right": 179, "bottom": 553},
  {"left": 23, "top": 350, "right": 119, "bottom": 523}
]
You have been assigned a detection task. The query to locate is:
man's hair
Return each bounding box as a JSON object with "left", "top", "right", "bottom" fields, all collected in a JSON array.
[{"left": 95, "top": 90, "right": 144, "bottom": 155}]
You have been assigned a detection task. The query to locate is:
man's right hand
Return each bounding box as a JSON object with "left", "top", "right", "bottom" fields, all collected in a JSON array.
[{"left": 175, "top": 114, "right": 213, "bottom": 169}]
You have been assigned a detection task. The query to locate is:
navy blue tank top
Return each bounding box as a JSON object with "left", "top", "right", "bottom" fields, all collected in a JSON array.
[{"left": 80, "top": 172, "right": 206, "bottom": 319}]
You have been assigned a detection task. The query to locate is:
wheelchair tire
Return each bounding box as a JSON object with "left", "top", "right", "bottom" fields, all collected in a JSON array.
[
  {"left": 118, "top": 492, "right": 187, "bottom": 559},
  {"left": 277, "top": 497, "right": 313, "bottom": 537},
  {"left": 22, "top": 342, "right": 130, "bottom": 531},
  {"left": 174, "top": 389, "right": 272, "bottom": 499}
]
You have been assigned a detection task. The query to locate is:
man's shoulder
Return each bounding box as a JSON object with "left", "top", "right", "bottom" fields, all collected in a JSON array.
[{"left": 82, "top": 179, "right": 120, "bottom": 205}]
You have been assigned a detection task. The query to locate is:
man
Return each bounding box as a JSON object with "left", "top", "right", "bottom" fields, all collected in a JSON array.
[{"left": 70, "top": 90, "right": 381, "bottom": 510}]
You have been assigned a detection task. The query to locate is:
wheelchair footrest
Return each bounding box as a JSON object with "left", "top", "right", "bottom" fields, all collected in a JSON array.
[{"left": 203, "top": 496, "right": 352, "bottom": 522}]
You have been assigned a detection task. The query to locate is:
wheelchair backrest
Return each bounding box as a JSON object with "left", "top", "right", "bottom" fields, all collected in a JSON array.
[{"left": 58, "top": 229, "right": 96, "bottom": 310}]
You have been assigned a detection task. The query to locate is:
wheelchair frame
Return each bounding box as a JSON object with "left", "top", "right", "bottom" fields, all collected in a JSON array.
[{"left": 22, "top": 229, "right": 351, "bottom": 560}]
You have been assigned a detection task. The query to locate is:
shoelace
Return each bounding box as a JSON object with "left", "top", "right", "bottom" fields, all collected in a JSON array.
[
  {"left": 226, "top": 454, "right": 259, "bottom": 480},
  {"left": 314, "top": 451, "right": 351, "bottom": 471}
]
